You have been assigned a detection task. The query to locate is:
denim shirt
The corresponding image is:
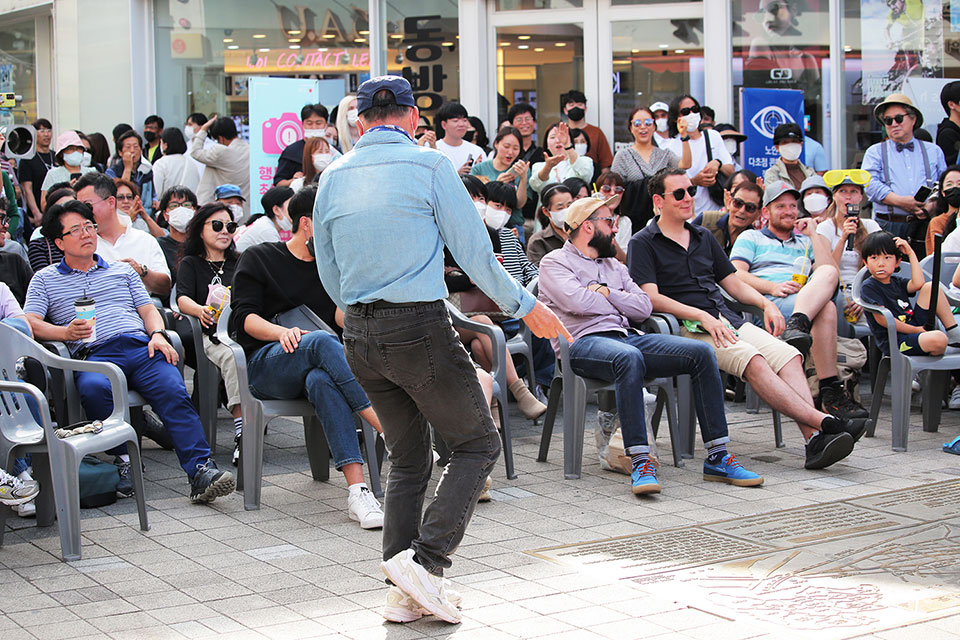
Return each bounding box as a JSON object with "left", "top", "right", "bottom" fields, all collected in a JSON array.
[{"left": 313, "top": 127, "right": 536, "bottom": 318}]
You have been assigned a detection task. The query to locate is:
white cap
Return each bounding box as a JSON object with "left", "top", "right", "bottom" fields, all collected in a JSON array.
[{"left": 650, "top": 101, "right": 669, "bottom": 114}]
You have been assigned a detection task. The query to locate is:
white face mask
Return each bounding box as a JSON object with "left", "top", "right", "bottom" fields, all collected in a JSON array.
[
  {"left": 346, "top": 109, "right": 359, "bottom": 126},
  {"left": 724, "top": 139, "right": 739, "bottom": 156},
  {"left": 803, "top": 193, "right": 830, "bottom": 213},
  {"left": 312, "top": 153, "right": 332, "bottom": 172},
  {"left": 183, "top": 125, "right": 195, "bottom": 141},
  {"left": 549, "top": 206, "right": 569, "bottom": 228},
  {"left": 484, "top": 205, "right": 511, "bottom": 230},
  {"left": 63, "top": 150, "right": 84, "bottom": 166},
  {"left": 228, "top": 203, "right": 243, "bottom": 221},
  {"left": 303, "top": 129, "right": 325, "bottom": 138},
  {"left": 277, "top": 215, "right": 293, "bottom": 232},
  {"left": 574, "top": 143, "right": 588, "bottom": 156},
  {"left": 474, "top": 200, "right": 487, "bottom": 216},
  {"left": 655, "top": 118, "right": 668, "bottom": 133},
  {"left": 167, "top": 206, "right": 194, "bottom": 232},
  {"left": 779, "top": 142, "right": 803, "bottom": 162},
  {"left": 682, "top": 111, "right": 701, "bottom": 131},
  {"left": 81, "top": 151, "right": 92, "bottom": 167}
]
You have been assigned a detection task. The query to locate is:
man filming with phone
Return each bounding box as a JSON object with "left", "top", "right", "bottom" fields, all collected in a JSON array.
[{"left": 862, "top": 93, "right": 946, "bottom": 240}]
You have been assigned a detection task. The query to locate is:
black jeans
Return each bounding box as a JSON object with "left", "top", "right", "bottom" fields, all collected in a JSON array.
[{"left": 344, "top": 300, "right": 500, "bottom": 577}]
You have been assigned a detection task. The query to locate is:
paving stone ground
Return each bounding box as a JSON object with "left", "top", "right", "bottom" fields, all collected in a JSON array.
[{"left": 2, "top": 382, "right": 960, "bottom": 639}]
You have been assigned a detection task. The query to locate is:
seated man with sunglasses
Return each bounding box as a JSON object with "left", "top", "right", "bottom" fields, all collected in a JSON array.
[
  {"left": 862, "top": 93, "right": 946, "bottom": 239},
  {"left": 695, "top": 180, "right": 763, "bottom": 255},
  {"left": 629, "top": 168, "right": 870, "bottom": 470}
]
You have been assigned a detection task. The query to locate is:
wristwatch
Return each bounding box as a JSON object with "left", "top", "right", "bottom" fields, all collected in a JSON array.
[
  {"left": 680, "top": 136, "right": 690, "bottom": 142},
  {"left": 564, "top": 144, "right": 574, "bottom": 150},
  {"left": 150, "top": 329, "right": 170, "bottom": 344},
  {"left": 140, "top": 263, "right": 148, "bottom": 277}
]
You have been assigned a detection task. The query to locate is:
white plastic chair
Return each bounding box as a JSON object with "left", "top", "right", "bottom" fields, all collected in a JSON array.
[{"left": 0, "top": 323, "right": 148, "bottom": 561}]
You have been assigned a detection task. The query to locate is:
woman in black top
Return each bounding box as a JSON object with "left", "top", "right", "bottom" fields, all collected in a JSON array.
[
  {"left": 28, "top": 187, "right": 73, "bottom": 271},
  {"left": 176, "top": 202, "right": 244, "bottom": 465}
]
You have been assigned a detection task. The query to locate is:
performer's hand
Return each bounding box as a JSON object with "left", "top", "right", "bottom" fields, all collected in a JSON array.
[{"left": 522, "top": 301, "right": 573, "bottom": 342}]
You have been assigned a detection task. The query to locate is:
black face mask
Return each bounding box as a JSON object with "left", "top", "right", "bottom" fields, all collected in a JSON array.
[
  {"left": 464, "top": 130, "right": 476, "bottom": 143},
  {"left": 566, "top": 107, "right": 585, "bottom": 121},
  {"left": 588, "top": 229, "right": 617, "bottom": 258},
  {"left": 945, "top": 187, "right": 960, "bottom": 208},
  {"left": 306, "top": 237, "right": 316, "bottom": 258},
  {"left": 143, "top": 130, "right": 157, "bottom": 143}
]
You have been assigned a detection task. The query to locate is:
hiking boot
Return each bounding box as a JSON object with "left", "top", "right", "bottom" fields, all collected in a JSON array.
[
  {"left": 703, "top": 454, "right": 764, "bottom": 487},
  {"left": 190, "top": 459, "right": 234, "bottom": 504},
  {"left": 383, "top": 585, "right": 463, "bottom": 623},
  {"left": 0, "top": 468, "right": 39, "bottom": 506},
  {"left": 631, "top": 460, "right": 661, "bottom": 495},
  {"left": 381, "top": 549, "right": 461, "bottom": 624},
  {"left": 782, "top": 312, "right": 813, "bottom": 359},
  {"left": 817, "top": 384, "right": 868, "bottom": 420},
  {"left": 114, "top": 457, "right": 134, "bottom": 498},
  {"left": 348, "top": 486, "right": 384, "bottom": 529},
  {"left": 820, "top": 415, "right": 870, "bottom": 443},
  {"left": 804, "top": 432, "right": 854, "bottom": 469}
]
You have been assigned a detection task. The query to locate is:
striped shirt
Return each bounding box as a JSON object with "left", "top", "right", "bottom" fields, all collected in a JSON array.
[
  {"left": 24, "top": 255, "right": 152, "bottom": 355},
  {"left": 729, "top": 227, "right": 813, "bottom": 284},
  {"left": 496, "top": 228, "right": 538, "bottom": 287}
]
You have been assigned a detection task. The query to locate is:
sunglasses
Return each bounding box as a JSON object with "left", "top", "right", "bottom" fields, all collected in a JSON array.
[
  {"left": 731, "top": 197, "right": 759, "bottom": 213},
  {"left": 666, "top": 185, "right": 698, "bottom": 200},
  {"left": 679, "top": 105, "right": 701, "bottom": 116},
  {"left": 631, "top": 118, "right": 654, "bottom": 128},
  {"left": 881, "top": 113, "right": 910, "bottom": 126},
  {"left": 599, "top": 185, "right": 625, "bottom": 194},
  {"left": 208, "top": 220, "right": 238, "bottom": 233},
  {"left": 823, "top": 169, "right": 871, "bottom": 188},
  {"left": 115, "top": 194, "right": 136, "bottom": 202}
]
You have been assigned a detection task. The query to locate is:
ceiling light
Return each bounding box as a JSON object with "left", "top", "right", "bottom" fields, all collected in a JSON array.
[
  {"left": 354, "top": 37, "right": 367, "bottom": 43},
  {"left": 288, "top": 38, "right": 300, "bottom": 43},
  {"left": 390, "top": 34, "right": 403, "bottom": 39},
  {"left": 534, "top": 47, "right": 544, "bottom": 52},
  {"left": 358, "top": 30, "right": 369, "bottom": 35},
  {"left": 844, "top": 45, "right": 852, "bottom": 52},
  {"left": 289, "top": 45, "right": 300, "bottom": 49},
  {"left": 441, "top": 41, "right": 454, "bottom": 46},
  {"left": 518, "top": 35, "right": 531, "bottom": 40},
  {"left": 223, "top": 38, "right": 233, "bottom": 43},
  {"left": 258, "top": 48, "right": 270, "bottom": 52},
  {"left": 518, "top": 45, "right": 529, "bottom": 49},
  {"left": 227, "top": 45, "right": 239, "bottom": 50},
  {"left": 252, "top": 34, "right": 266, "bottom": 39},
  {"left": 631, "top": 49, "right": 639, "bottom": 53},
  {"left": 674, "top": 49, "right": 685, "bottom": 53},
  {"left": 288, "top": 30, "right": 301, "bottom": 35},
  {"left": 500, "top": 41, "right": 511, "bottom": 46},
  {"left": 323, "top": 33, "right": 336, "bottom": 39},
  {"left": 555, "top": 42, "right": 566, "bottom": 47},
  {"left": 658, "top": 44, "right": 668, "bottom": 49}
]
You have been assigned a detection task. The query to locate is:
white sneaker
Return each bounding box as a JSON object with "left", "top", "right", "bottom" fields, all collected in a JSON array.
[
  {"left": 381, "top": 549, "right": 461, "bottom": 624},
  {"left": 0, "top": 468, "right": 39, "bottom": 506},
  {"left": 383, "top": 585, "right": 463, "bottom": 623},
  {"left": 14, "top": 500, "right": 36, "bottom": 517},
  {"left": 347, "top": 486, "right": 384, "bottom": 529},
  {"left": 950, "top": 387, "right": 960, "bottom": 410}
]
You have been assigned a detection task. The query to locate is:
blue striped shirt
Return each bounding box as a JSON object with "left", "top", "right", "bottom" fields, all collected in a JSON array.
[
  {"left": 729, "top": 228, "right": 813, "bottom": 283},
  {"left": 24, "top": 255, "right": 152, "bottom": 355}
]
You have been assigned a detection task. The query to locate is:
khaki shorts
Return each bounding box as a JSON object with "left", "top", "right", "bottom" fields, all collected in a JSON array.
[
  {"left": 680, "top": 322, "right": 800, "bottom": 380},
  {"left": 202, "top": 334, "right": 242, "bottom": 409}
]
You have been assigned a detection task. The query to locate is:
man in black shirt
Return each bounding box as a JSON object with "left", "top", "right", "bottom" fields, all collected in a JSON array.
[
  {"left": 273, "top": 104, "right": 329, "bottom": 187},
  {"left": 17, "top": 118, "right": 54, "bottom": 228},
  {"left": 230, "top": 185, "right": 384, "bottom": 529}
]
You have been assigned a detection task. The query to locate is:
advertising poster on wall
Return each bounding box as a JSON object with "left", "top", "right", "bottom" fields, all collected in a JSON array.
[
  {"left": 860, "top": 0, "right": 944, "bottom": 104},
  {"left": 740, "top": 87, "right": 805, "bottom": 173}
]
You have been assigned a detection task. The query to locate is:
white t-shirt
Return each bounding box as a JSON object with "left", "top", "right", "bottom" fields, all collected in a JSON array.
[
  {"left": 817, "top": 216, "right": 881, "bottom": 286},
  {"left": 943, "top": 226, "right": 960, "bottom": 254},
  {"left": 152, "top": 153, "right": 201, "bottom": 197},
  {"left": 436, "top": 139, "right": 487, "bottom": 172},
  {"left": 661, "top": 129, "right": 733, "bottom": 214},
  {"left": 234, "top": 215, "right": 281, "bottom": 253},
  {"left": 96, "top": 218, "right": 171, "bottom": 277}
]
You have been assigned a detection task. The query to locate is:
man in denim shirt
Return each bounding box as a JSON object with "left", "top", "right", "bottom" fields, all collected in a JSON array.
[{"left": 313, "top": 76, "right": 569, "bottom": 625}]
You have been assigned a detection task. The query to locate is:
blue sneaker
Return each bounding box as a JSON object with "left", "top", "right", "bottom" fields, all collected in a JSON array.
[
  {"left": 703, "top": 454, "right": 763, "bottom": 487},
  {"left": 631, "top": 460, "right": 661, "bottom": 495}
]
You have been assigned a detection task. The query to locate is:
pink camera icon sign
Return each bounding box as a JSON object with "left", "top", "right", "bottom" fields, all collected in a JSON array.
[{"left": 262, "top": 113, "right": 303, "bottom": 154}]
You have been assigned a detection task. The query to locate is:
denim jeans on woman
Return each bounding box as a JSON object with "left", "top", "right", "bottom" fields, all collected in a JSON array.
[
  {"left": 247, "top": 331, "right": 368, "bottom": 469},
  {"left": 569, "top": 331, "right": 731, "bottom": 455},
  {"left": 343, "top": 300, "right": 500, "bottom": 577}
]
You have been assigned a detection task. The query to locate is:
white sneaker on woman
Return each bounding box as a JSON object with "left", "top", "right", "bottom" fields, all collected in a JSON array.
[{"left": 347, "top": 486, "right": 384, "bottom": 529}]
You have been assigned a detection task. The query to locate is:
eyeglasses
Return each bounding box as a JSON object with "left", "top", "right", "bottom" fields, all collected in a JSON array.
[
  {"left": 631, "top": 118, "right": 654, "bottom": 128},
  {"left": 666, "top": 186, "right": 698, "bottom": 200},
  {"left": 81, "top": 198, "right": 107, "bottom": 207},
  {"left": 881, "top": 113, "right": 910, "bottom": 126},
  {"left": 589, "top": 216, "right": 619, "bottom": 226},
  {"left": 513, "top": 116, "right": 535, "bottom": 124},
  {"left": 115, "top": 194, "right": 136, "bottom": 202},
  {"left": 61, "top": 223, "right": 98, "bottom": 238},
  {"left": 165, "top": 201, "right": 196, "bottom": 212},
  {"left": 208, "top": 220, "right": 238, "bottom": 233},
  {"left": 823, "top": 169, "right": 871, "bottom": 188},
  {"left": 679, "top": 105, "right": 701, "bottom": 116},
  {"left": 599, "top": 185, "right": 625, "bottom": 194},
  {"left": 731, "top": 197, "right": 760, "bottom": 213}
]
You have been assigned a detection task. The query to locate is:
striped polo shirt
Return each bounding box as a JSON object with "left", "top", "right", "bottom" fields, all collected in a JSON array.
[
  {"left": 24, "top": 254, "right": 152, "bottom": 355},
  {"left": 729, "top": 227, "right": 814, "bottom": 284}
]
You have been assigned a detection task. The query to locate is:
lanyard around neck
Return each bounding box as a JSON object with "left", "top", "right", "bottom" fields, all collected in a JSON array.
[{"left": 366, "top": 125, "right": 415, "bottom": 143}]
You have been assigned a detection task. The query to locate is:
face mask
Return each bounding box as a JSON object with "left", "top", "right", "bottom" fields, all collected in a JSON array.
[
  {"left": 143, "top": 130, "right": 157, "bottom": 143},
  {"left": 303, "top": 129, "right": 325, "bottom": 138},
  {"left": 346, "top": 109, "right": 359, "bottom": 126},
  {"left": 549, "top": 206, "right": 569, "bottom": 228},
  {"left": 228, "top": 203, "right": 243, "bottom": 221},
  {"left": 464, "top": 130, "right": 476, "bottom": 143},
  {"left": 944, "top": 187, "right": 960, "bottom": 208},
  {"left": 277, "top": 215, "right": 293, "bottom": 232},
  {"left": 306, "top": 237, "right": 316, "bottom": 258},
  {"left": 183, "top": 125, "right": 195, "bottom": 141},
  {"left": 167, "top": 206, "right": 194, "bottom": 232},
  {"left": 312, "top": 153, "right": 332, "bottom": 172},
  {"left": 566, "top": 107, "right": 585, "bottom": 121},
  {"left": 682, "top": 112, "right": 701, "bottom": 131},
  {"left": 63, "top": 151, "right": 84, "bottom": 166},
  {"left": 803, "top": 193, "right": 830, "bottom": 213},
  {"left": 484, "top": 205, "right": 511, "bottom": 230},
  {"left": 474, "top": 200, "right": 487, "bottom": 216},
  {"left": 655, "top": 118, "right": 668, "bottom": 133},
  {"left": 81, "top": 151, "right": 92, "bottom": 167},
  {"left": 724, "top": 139, "right": 739, "bottom": 156},
  {"left": 779, "top": 142, "right": 803, "bottom": 162},
  {"left": 574, "top": 143, "right": 588, "bottom": 156}
]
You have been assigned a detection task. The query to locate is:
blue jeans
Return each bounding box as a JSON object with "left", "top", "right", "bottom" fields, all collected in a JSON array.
[
  {"left": 569, "top": 331, "right": 730, "bottom": 455},
  {"left": 247, "top": 331, "right": 368, "bottom": 469},
  {"left": 76, "top": 334, "right": 211, "bottom": 477}
]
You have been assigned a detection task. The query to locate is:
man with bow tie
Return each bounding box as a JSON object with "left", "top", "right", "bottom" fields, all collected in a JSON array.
[{"left": 862, "top": 93, "right": 946, "bottom": 239}]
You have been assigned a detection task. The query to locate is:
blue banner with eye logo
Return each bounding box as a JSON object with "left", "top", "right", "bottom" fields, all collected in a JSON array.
[{"left": 739, "top": 87, "right": 805, "bottom": 175}]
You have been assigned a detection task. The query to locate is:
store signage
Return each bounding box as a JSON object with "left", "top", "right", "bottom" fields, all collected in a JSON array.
[
  {"left": 225, "top": 48, "right": 370, "bottom": 73},
  {"left": 399, "top": 16, "right": 453, "bottom": 112},
  {"left": 739, "top": 87, "right": 805, "bottom": 173}
]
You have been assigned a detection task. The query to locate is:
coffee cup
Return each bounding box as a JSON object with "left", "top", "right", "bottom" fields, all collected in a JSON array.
[{"left": 74, "top": 296, "right": 96, "bottom": 343}]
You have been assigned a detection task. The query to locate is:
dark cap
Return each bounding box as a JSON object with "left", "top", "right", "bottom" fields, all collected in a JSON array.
[
  {"left": 356, "top": 75, "right": 417, "bottom": 114},
  {"left": 773, "top": 123, "right": 803, "bottom": 144},
  {"left": 260, "top": 186, "right": 294, "bottom": 217}
]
